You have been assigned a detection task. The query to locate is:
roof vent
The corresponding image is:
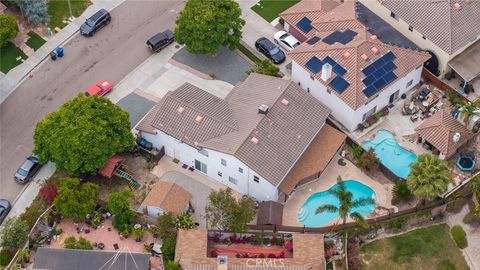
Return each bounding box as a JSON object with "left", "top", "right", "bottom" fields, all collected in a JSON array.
[
  {"left": 343, "top": 51, "right": 351, "bottom": 59},
  {"left": 371, "top": 47, "right": 380, "bottom": 55},
  {"left": 195, "top": 115, "right": 203, "bottom": 123},
  {"left": 281, "top": 98, "right": 289, "bottom": 106},
  {"left": 321, "top": 63, "right": 333, "bottom": 82},
  {"left": 177, "top": 106, "right": 185, "bottom": 114},
  {"left": 258, "top": 104, "right": 269, "bottom": 114},
  {"left": 251, "top": 137, "right": 259, "bottom": 144},
  {"left": 453, "top": 2, "right": 461, "bottom": 9},
  {"left": 453, "top": 132, "right": 461, "bottom": 142},
  {"left": 361, "top": 53, "right": 369, "bottom": 61},
  {"left": 370, "top": 35, "right": 378, "bottom": 41}
]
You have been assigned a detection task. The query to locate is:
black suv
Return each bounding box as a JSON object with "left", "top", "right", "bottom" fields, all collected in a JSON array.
[
  {"left": 255, "top": 37, "right": 286, "bottom": 64},
  {"left": 80, "top": 9, "right": 111, "bottom": 36},
  {"left": 146, "top": 30, "right": 174, "bottom": 53}
]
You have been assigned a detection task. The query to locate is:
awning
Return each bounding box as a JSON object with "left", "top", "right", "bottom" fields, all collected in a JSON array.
[
  {"left": 449, "top": 41, "right": 480, "bottom": 82},
  {"left": 98, "top": 155, "right": 125, "bottom": 178}
]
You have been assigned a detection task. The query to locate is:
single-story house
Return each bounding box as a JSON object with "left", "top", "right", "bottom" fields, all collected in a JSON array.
[
  {"left": 32, "top": 247, "right": 150, "bottom": 270},
  {"left": 415, "top": 109, "right": 475, "bottom": 160},
  {"left": 136, "top": 74, "right": 345, "bottom": 202},
  {"left": 139, "top": 181, "right": 192, "bottom": 217}
]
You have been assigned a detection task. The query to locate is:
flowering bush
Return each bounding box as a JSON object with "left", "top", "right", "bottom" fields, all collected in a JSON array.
[{"left": 40, "top": 181, "right": 58, "bottom": 204}]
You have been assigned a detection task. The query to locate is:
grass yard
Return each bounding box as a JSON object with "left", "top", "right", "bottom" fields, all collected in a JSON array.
[
  {"left": 360, "top": 224, "right": 469, "bottom": 270},
  {"left": 0, "top": 42, "right": 28, "bottom": 73},
  {"left": 251, "top": 0, "right": 299, "bottom": 23},
  {"left": 48, "top": 0, "right": 91, "bottom": 29},
  {"left": 26, "top": 31, "right": 47, "bottom": 51},
  {"left": 238, "top": 43, "right": 261, "bottom": 63}
]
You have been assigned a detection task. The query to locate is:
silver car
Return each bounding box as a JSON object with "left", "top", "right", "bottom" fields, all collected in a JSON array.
[
  {"left": 14, "top": 155, "right": 41, "bottom": 184},
  {"left": 274, "top": 31, "right": 300, "bottom": 52}
]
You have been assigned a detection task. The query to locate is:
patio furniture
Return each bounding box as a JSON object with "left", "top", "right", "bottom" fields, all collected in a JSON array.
[
  {"left": 113, "top": 243, "right": 119, "bottom": 250},
  {"left": 188, "top": 166, "right": 195, "bottom": 171},
  {"left": 182, "top": 164, "right": 188, "bottom": 169},
  {"left": 98, "top": 243, "right": 105, "bottom": 250},
  {"left": 410, "top": 114, "right": 419, "bottom": 122}
]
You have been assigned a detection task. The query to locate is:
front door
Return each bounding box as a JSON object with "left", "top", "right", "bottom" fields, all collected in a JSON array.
[{"left": 389, "top": 90, "right": 400, "bottom": 103}]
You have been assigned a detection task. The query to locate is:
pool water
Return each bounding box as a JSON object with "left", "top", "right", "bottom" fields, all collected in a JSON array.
[
  {"left": 298, "top": 180, "right": 376, "bottom": 227},
  {"left": 363, "top": 129, "right": 417, "bottom": 179}
]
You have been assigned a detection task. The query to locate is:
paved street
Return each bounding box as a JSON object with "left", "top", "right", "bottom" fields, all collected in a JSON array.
[{"left": 0, "top": 0, "right": 184, "bottom": 202}]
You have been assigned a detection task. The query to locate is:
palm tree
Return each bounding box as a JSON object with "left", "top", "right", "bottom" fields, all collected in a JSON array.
[
  {"left": 315, "top": 177, "right": 375, "bottom": 227},
  {"left": 459, "top": 99, "right": 480, "bottom": 126},
  {"left": 407, "top": 154, "right": 452, "bottom": 200}
]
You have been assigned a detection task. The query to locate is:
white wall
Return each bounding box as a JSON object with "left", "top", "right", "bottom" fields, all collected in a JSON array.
[
  {"left": 140, "top": 130, "right": 278, "bottom": 202},
  {"left": 291, "top": 61, "right": 423, "bottom": 131}
]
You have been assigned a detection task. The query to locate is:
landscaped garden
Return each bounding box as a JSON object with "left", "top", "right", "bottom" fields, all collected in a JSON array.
[
  {"left": 0, "top": 42, "right": 27, "bottom": 73},
  {"left": 251, "top": 0, "right": 299, "bottom": 22},
  {"left": 359, "top": 224, "right": 469, "bottom": 270},
  {"left": 26, "top": 31, "right": 46, "bottom": 51}
]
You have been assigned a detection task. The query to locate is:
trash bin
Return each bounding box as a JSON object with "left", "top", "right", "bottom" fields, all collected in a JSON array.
[
  {"left": 56, "top": 47, "right": 64, "bottom": 57},
  {"left": 50, "top": 51, "right": 57, "bottom": 60}
]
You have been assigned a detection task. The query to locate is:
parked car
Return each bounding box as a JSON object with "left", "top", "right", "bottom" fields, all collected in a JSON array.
[
  {"left": 14, "top": 155, "right": 41, "bottom": 184},
  {"left": 255, "top": 37, "right": 286, "bottom": 64},
  {"left": 274, "top": 31, "right": 300, "bottom": 52},
  {"left": 147, "top": 30, "right": 174, "bottom": 53},
  {"left": 0, "top": 199, "right": 11, "bottom": 225},
  {"left": 80, "top": 9, "right": 111, "bottom": 36},
  {"left": 85, "top": 80, "right": 113, "bottom": 97}
]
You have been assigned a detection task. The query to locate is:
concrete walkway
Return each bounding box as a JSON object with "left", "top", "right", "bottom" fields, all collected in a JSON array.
[{"left": 0, "top": 0, "right": 125, "bottom": 104}]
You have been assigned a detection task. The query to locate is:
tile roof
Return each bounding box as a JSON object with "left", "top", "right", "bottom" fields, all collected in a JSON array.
[
  {"left": 137, "top": 74, "right": 331, "bottom": 187},
  {"left": 141, "top": 181, "right": 192, "bottom": 215},
  {"left": 286, "top": 0, "right": 431, "bottom": 109},
  {"left": 257, "top": 200, "right": 284, "bottom": 226},
  {"left": 381, "top": 0, "right": 480, "bottom": 54},
  {"left": 415, "top": 109, "right": 475, "bottom": 159}
]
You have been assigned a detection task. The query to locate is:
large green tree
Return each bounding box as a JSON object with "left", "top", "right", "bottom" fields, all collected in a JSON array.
[
  {"left": 34, "top": 94, "right": 135, "bottom": 175},
  {"left": 0, "top": 14, "right": 18, "bottom": 47},
  {"left": 16, "top": 0, "right": 49, "bottom": 25},
  {"left": 407, "top": 154, "right": 451, "bottom": 200},
  {"left": 0, "top": 217, "right": 29, "bottom": 250},
  {"left": 106, "top": 189, "right": 136, "bottom": 232},
  {"left": 174, "top": 0, "right": 245, "bottom": 55},
  {"left": 205, "top": 188, "right": 256, "bottom": 233},
  {"left": 54, "top": 178, "right": 99, "bottom": 221},
  {"left": 315, "top": 177, "right": 375, "bottom": 227}
]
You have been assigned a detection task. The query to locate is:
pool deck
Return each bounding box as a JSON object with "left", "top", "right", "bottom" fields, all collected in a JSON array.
[{"left": 282, "top": 154, "right": 394, "bottom": 227}]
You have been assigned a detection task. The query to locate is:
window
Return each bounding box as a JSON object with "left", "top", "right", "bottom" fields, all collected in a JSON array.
[
  {"left": 390, "top": 12, "right": 399, "bottom": 21},
  {"left": 406, "top": 80, "right": 413, "bottom": 88},
  {"left": 194, "top": 160, "right": 207, "bottom": 174},
  {"left": 238, "top": 167, "right": 243, "bottom": 173},
  {"left": 199, "top": 149, "right": 209, "bottom": 157},
  {"left": 220, "top": 158, "right": 227, "bottom": 166},
  {"left": 362, "top": 106, "right": 377, "bottom": 121},
  {"left": 408, "top": 25, "right": 413, "bottom": 32},
  {"left": 218, "top": 171, "right": 222, "bottom": 177},
  {"left": 253, "top": 176, "right": 260, "bottom": 183},
  {"left": 228, "top": 176, "right": 238, "bottom": 185}
]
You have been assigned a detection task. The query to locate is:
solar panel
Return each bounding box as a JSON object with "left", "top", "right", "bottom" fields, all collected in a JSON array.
[
  {"left": 322, "top": 31, "right": 342, "bottom": 45},
  {"left": 306, "top": 56, "right": 323, "bottom": 74},
  {"left": 362, "top": 75, "right": 376, "bottom": 86},
  {"left": 296, "top": 17, "right": 313, "bottom": 33},
  {"left": 329, "top": 76, "right": 350, "bottom": 94},
  {"left": 323, "top": 56, "right": 347, "bottom": 76},
  {"left": 307, "top": 36, "right": 321, "bottom": 45},
  {"left": 371, "top": 58, "right": 386, "bottom": 69},
  {"left": 373, "top": 68, "right": 385, "bottom": 79},
  {"left": 383, "top": 61, "right": 396, "bottom": 73},
  {"left": 383, "top": 72, "right": 397, "bottom": 84},
  {"left": 338, "top": 30, "right": 358, "bottom": 45},
  {"left": 363, "top": 85, "right": 378, "bottom": 97},
  {"left": 362, "top": 65, "right": 376, "bottom": 76},
  {"left": 373, "top": 78, "right": 387, "bottom": 90},
  {"left": 382, "top": 51, "right": 396, "bottom": 62}
]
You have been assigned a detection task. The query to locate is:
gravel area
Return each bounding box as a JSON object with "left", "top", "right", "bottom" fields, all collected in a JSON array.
[
  {"left": 116, "top": 92, "right": 156, "bottom": 128},
  {"left": 172, "top": 46, "right": 252, "bottom": 85}
]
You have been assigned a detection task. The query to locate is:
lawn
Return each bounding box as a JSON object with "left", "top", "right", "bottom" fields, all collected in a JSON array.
[
  {"left": 26, "top": 31, "right": 47, "bottom": 51},
  {"left": 238, "top": 43, "right": 260, "bottom": 63},
  {"left": 251, "top": 0, "right": 299, "bottom": 23},
  {"left": 48, "top": 0, "right": 91, "bottom": 29},
  {"left": 360, "top": 224, "right": 469, "bottom": 270},
  {"left": 0, "top": 42, "right": 28, "bottom": 73}
]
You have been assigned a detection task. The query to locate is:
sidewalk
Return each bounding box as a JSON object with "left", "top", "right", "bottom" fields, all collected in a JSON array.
[{"left": 0, "top": 0, "right": 125, "bottom": 104}]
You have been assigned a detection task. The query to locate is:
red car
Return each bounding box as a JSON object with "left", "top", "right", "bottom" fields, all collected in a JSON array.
[{"left": 85, "top": 80, "right": 113, "bottom": 97}]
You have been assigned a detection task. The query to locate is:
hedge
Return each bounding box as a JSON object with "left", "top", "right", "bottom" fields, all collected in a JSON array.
[{"left": 450, "top": 225, "right": 468, "bottom": 249}]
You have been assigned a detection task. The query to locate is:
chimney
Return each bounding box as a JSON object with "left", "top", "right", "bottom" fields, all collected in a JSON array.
[
  {"left": 343, "top": 51, "right": 351, "bottom": 59},
  {"left": 371, "top": 47, "right": 380, "bottom": 55},
  {"left": 251, "top": 137, "right": 259, "bottom": 144},
  {"left": 361, "top": 53, "right": 369, "bottom": 61},
  {"left": 453, "top": 132, "right": 461, "bottom": 142},
  {"left": 195, "top": 115, "right": 203, "bottom": 123},
  {"left": 176, "top": 106, "right": 185, "bottom": 114},
  {"left": 281, "top": 98, "right": 289, "bottom": 106},
  {"left": 453, "top": 2, "right": 461, "bottom": 9},
  {"left": 258, "top": 104, "right": 269, "bottom": 114},
  {"left": 321, "top": 63, "right": 333, "bottom": 82},
  {"left": 370, "top": 35, "right": 378, "bottom": 41}
]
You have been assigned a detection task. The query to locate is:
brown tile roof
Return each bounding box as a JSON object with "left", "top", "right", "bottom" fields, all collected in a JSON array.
[
  {"left": 141, "top": 181, "right": 192, "bottom": 215},
  {"left": 381, "top": 0, "right": 480, "bottom": 54},
  {"left": 136, "top": 74, "right": 331, "bottom": 187},
  {"left": 175, "top": 229, "right": 325, "bottom": 270},
  {"left": 287, "top": 1, "right": 430, "bottom": 110},
  {"left": 257, "top": 201, "right": 284, "bottom": 226},
  {"left": 415, "top": 109, "right": 475, "bottom": 159},
  {"left": 279, "top": 124, "right": 346, "bottom": 195}
]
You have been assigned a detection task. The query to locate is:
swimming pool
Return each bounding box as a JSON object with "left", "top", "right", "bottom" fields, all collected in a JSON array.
[
  {"left": 363, "top": 129, "right": 417, "bottom": 179},
  {"left": 298, "top": 180, "right": 376, "bottom": 227}
]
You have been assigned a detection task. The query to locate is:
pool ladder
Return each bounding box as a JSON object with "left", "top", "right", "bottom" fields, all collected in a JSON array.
[{"left": 298, "top": 207, "right": 310, "bottom": 222}]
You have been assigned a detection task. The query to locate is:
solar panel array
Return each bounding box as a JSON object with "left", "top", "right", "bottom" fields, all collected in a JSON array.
[
  {"left": 296, "top": 17, "right": 312, "bottom": 33},
  {"left": 361, "top": 51, "right": 398, "bottom": 97},
  {"left": 306, "top": 36, "right": 321, "bottom": 45},
  {"left": 323, "top": 29, "right": 358, "bottom": 45},
  {"left": 323, "top": 56, "right": 347, "bottom": 76},
  {"left": 306, "top": 56, "right": 323, "bottom": 74},
  {"left": 305, "top": 54, "right": 350, "bottom": 93},
  {"left": 329, "top": 76, "right": 350, "bottom": 94}
]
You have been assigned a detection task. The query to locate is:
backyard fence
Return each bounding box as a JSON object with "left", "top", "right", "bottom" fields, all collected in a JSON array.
[{"left": 421, "top": 68, "right": 469, "bottom": 102}]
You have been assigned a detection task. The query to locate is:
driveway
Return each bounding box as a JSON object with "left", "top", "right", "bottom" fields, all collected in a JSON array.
[{"left": 0, "top": 0, "right": 184, "bottom": 202}]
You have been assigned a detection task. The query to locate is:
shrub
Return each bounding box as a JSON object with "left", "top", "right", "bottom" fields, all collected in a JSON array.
[
  {"left": 64, "top": 236, "right": 77, "bottom": 249},
  {"left": 174, "top": 212, "right": 196, "bottom": 230},
  {"left": 246, "top": 60, "right": 280, "bottom": 77},
  {"left": 357, "top": 148, "right": 379, "bottom": 171},
  {"left": 0, "top": 249, "right": 13, "bottom": 267},
  {"left": 164, "top": 261, "right": 181, "bottom": 270},
  {"left": 19, "top": 202, "right": 43, "bottom": 229},
  {"left": 157, "top": 213, "right": 175, "bottom": 239},
  {"left": 0, "top": 217, "right": 29, "bottom": 249},
  {"left": 392, "top": 182, "right": 413, "bottom": 204},
  {"left": 133, "top": 226, "right": 144, "bottom": 242},
  {"left": 0, "top": 13, "right": 18, "bottom": 47},
  {"left": 351, "top": 145, "right": 363, "bottom": 159},
  {"left": 384, "top": 217, "right": 408, "bottom": 231},
  {"left": 161, "top": 235, "right": 177, "bottom": 261},
  {"left": 450, "top": 225, "right": 467, "bottom": 249},
  {"left": 64, "top": 236, "right": 93, "bottom": 250},
  {"left": 39, "top": 181, "right": 58, "bottom": 204}
]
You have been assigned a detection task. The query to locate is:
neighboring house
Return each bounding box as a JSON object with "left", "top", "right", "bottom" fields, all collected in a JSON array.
[
  {"left": 139, "top": 181, "right": 192, "bottom": 217},
  {"left": 136, "top": 74, "right": 345, "bottom": 202},
  {"left": 358, "top": 0, "right": 480, "bottom": 78},
  {"left": 33, "top": 248, "right": 150, "bottom": 270},
  {"left": 280, "top": 0, "right": 430, "bottom": 132},
  {"left": 415, "top": 108, "right": 475, "bottom": 160}
]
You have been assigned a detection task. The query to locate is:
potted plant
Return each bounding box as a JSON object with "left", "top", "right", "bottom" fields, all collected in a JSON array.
[{"left": 133, "top": 226, "right": 144, "bottom": 242}]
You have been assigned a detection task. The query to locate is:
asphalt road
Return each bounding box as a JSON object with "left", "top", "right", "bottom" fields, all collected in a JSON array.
[{"left": 0, "top": 0, "right": 184, "bottom": 202}]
